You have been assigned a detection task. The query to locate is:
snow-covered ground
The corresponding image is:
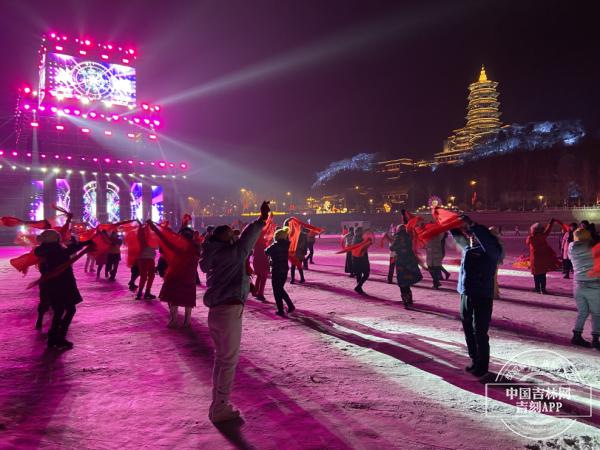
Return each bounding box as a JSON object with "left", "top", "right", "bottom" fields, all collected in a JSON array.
[{"left": 1, "top": 235, "right": 599, "bottom": 449}]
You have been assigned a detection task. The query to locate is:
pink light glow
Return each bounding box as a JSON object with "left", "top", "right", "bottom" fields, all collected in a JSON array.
[
  {"left": 168, "top": 163, "right": 175, "bottom": 168},
  {"left": 150, "top": 162, "right": 156, "bottom": 166},
  {"left": 112, "top": 115, "right": 119, "bottom": 120},
  {"left": 30, "top": 122, "right": 39, "bottom": 127},
  {"left": 26, "top": 152, "right": 32, "bottom": 157},
  {"left": 50, "top": 33, "right": 56, "bottom": 38},
  {"left": 141, "top": 103, "right": 149, "bottom": 110},
  {"left": 62, "top": 36, "right": 67, "bottom": 41},
  {"left": 23, "top": 104, "right": 30, "bottom": 110},
  {"left": 81, "top": 128, "right": 90, "bottom": 133},
  {"left": 127, "top": 160, "right": 134, "bottom": 165},
  {"left": 56, "top": 125, "right": 64, "bottom": 130},
  {"left": 143, "top": 119, "right": 150, "bottom": 124},
  {"left": 0, "top": 150, "right": 4, "bottom": 156},
  {"left": 41, "top": 154, "right": 47, "bottom": 158},
  {"left": 101, "top": 54, "right": 108, "bottom": 60},
  {"left": 153, "top": 120, "right": 160, "bottom": 126},
  {"left": 128, "top": 49, "right": 135, "bottom": 55},
  {"left": 104, "top": 158, "right": 111, "bottom": 163},
  {"left": 158, "top": 161, "right": 167, "bottom": 168},
  {"left": 154, "top": 106, "right": 160, "bottom": 111},
  {"left": 56, "top": 45, "right": 63, "bottom": 51},
  {"left": 133, "top": 117, "right": 140, "bottom": 123},
  {"left": 81, "top": 157, "right": 86, "bottom": 161},
  {"left": 54, "top": 154, "right": 60, "bottom": 159},
  {"left": 23, "top": 87, "right": 31, "bottom": 94},
  {"left": 74, "top": 109, "right": 81, "bottom": 115},
  {"left": 92, "top": 157, "right": 98, "bottom": 162},
  {"left": 80, "top": 50, "right": 87, "bottom": 55},
  {"left": 63, "top": 108, "right": 71, "bottom": 114},
  {"left": 116, "top": 159, "right": 122, "bottom": 164},
  {"left": 51, "top": 107, "right": 57, "bottom": 113},
  {"left": 104, "top": 130, "right": 112, "bottom": 136},
  {"left": 39, "top": 106, "right": 46, "bottom": 111},
  {"left": 89, "top": 112, "right": 97, "bottom": 118},
  {"left": 149, "top": 134, "right": 157, "bottom": 140},
  {"left": 122, "top": 58, "right": 129, "bottom": 64},
  {"left": 127, "top": 133, "right": 135, "bottom": 138},
  {"left": 139, "top": 161, "right": 145, "bottom": 166},
  {"left": 84, "top": 39, "right": 91, "bottom": 45},
  {"left": 107, "top": 44, "right": 113, "bottom": 50},
  {"left": 11, "top": 151, "right": 18, "bottom": 156},
  {"left": 66, "top": 155, "right": 72, "bottom": 160}
]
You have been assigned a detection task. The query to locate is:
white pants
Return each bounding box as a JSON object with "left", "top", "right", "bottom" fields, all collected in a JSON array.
[
  {"left": 574, "top": 280, "right": 600, "bottom": 335},
  {"left": 208, "top": 304, "right": 244, "bottom": 406}
]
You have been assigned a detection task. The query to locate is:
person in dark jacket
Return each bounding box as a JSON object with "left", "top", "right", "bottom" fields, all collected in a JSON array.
[
  {"left": 265, "top": 227, "right": 295, "bottom": 316},
  {"left": 390, "top": 225, "right": 422, "bottom": 307},
  {"left": 305, "top": 230, "right": 317, "bottom": 265},
  {"left": 352, "top": 227, "right": 372, "bottom": 295},
  {"left": 290, "top": 227, "right": 307, "bottom": 283},
  {"left": 34, "top": 229, "right": 91, "bottom": 349},
  {"left": 343, "top": 227, "right": 355, "bottom": 277},
  {"left": 105, "top": 231, "right": 122, "bottom": 281},
  {"left": 451, "top": 216, "right": 501, "bottom": 378},
  {"left": 199, "top": 201, "right": 269, "bottom": 423}
]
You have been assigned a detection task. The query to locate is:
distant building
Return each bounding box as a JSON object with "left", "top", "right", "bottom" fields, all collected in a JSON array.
[
  {"left": 435, "top": 66, "right": 503, "bottom": 164},
  {"left": 376, "top": 158, "right": 415, "bottom": 179}
]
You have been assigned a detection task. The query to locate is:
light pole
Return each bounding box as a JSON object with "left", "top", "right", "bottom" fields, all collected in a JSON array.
[{"left": 469, "top": 180, "right": 477, "bottom": 211}]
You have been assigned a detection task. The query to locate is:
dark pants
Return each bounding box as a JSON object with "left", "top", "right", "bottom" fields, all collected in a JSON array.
[
  {"left": 563, "top": 259, "right": 573, "bottom": 277},
  {"left": 354, "top": 256, "right": 370, "bottom": 289},
  {"left": 440, "top": 266, "right": 450, "bottom": 279},
  {"left": 344, "top": 252, "right": 354, "bottom": 275},
  {"left": 429, "top": 266, "right": 442, "bottom": 287},
  {"left": 306, "top": 242, "right": 315, "bottom": 264},
  {"left": 272, "top": 271, "right": 294, "bottom": 312},
  {"left": 49, "top": 303, "right": 76, "bottom": 344},
  {"left": 387, "top": 258, "right": 395, "bottom": 283},
  {"left": 105, "top": 254, "right": 120, "bottom": 280},
  {"left": 129, "top": 265, "right": 140, "bottom": 285},
  {"left": 460, "top": 295, "right": 493, "bottom": 371},
  {"left": 290, "top": 265, "right": 304, "bottom": 282},
  {"left": 533, "top": 273, "right": 547, "bottom": 292}
]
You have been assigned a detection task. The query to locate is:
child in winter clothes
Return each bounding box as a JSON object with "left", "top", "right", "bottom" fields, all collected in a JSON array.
[
  {"left": 568, "top": 228, "right": 600, "bottom": 349},
  {"left": 265, "top": 227, "right": 295, "bottom": 316},
  {"left": 34, "top": 229, "right": 91, "bottom": 349}
]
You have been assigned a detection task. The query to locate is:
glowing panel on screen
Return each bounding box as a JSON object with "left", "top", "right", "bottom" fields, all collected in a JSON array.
[
  {"left": 29, "top": 180, "right": 44, "bottom": 221},
  {"left": 107, "top": 181, "right": 120, "bottom": 222},
  {"left": 151, "top": 185, "right": 164, "bottom": 222},
  {"left": 43, "top": 52, "right": 136, "bottom": 106},
  {"left": 83, "top": 181, "right": 98, "bottom": 227},
  {"left": 130, "top": 182, "right": 143, "bottom": 220},
  {"left": 55, "top": 178, "right": 71, "bottom": 226}
]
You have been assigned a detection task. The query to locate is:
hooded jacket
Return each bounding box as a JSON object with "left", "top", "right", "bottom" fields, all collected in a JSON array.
[
  {"left": 568, "top": 241, "right": 595, "bottom": 283},
  {"left": 200, "top": 218, "right": 264, "bottom": 307}
]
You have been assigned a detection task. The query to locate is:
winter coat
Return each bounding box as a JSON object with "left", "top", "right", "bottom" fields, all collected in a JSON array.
[
  {"left": 351, "top": 234, "right": 370, "bottom": 272},
  {"left": 159, "top": 245, "right": 200, "bottom": 308},
  {"left": 34, "top": 241, "right": 86, "bottom": 309},
  {"left": 200, "top": 219, "right": 264, "bottom": 307},
  {"left": 390, "top": 231, "right": 422, "bottom": 287},
  {"left": 426, "top": 233, "right": 444, "bottom": 267},
  {"left": 452, "top": 225, "right": 501, "bottom": 298},
  {"left": 266, "top": 240, "right": 290, "bottom": 274},
  {"left": 561, "top": 232, "right": 573, "bottom": 260},
  {"left": 568, "top": 241, "right": 595, "bottom": 283},
  {"left": 295, "top": 230, "right": 308, "bottom": 259},
  {"left": 252, "top": 239, "right": 270, "bottom": 275},
  {"left": 527, "top": 232, "right": 559, "bottom": 275}
]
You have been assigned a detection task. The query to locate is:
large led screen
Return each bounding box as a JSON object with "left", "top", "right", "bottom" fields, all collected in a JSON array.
[{"left": 42, "top": 52, "right": 136, "bottom": 106}]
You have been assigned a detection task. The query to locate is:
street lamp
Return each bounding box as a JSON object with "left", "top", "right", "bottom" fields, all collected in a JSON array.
[{"left": 469, "top": 180, "right": 477, "bottom": 187}]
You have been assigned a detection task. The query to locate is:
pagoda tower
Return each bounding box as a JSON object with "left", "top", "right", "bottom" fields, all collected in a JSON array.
[{"left": 435, "top": 66, "right": 503, "bottom": 164}]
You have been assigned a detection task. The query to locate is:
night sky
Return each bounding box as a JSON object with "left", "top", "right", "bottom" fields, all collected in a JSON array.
[{"left": 0, "top": 0, "right": 597, "bottom": 197}]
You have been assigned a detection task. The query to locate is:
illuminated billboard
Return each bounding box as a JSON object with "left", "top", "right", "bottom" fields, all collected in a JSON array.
[{"left": 41, "top": 52, "right": 136, "bottom": 106}]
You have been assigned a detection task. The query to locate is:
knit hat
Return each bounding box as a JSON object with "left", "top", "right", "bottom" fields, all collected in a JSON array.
[
  {"left": 574, "top": 228, "right": 591, "bottom": 242},
  {"left": 36, "top": 229, "right": 60, "bottom": 243},
  {"left": 274, "top": 227, "right": 289, "bottom": 241}
]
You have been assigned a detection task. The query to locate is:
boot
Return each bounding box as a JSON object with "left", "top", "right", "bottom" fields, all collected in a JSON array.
[
  {"left": 401, "top": 292, "right": 409, "bottom": 307},
  {"left": 592, "top": 334, "right": 600, "bottom": 350},
  {"left": 35, "top": 312, "right": 44, "bottom": 330},
  {"left": 571, "top": 330, "right": 592, "bottom": 348},
  {"left": 47, "top": 330, "right": 58, "bottom": 349},
  {"left": 407, "top": 290, "right": 414, "bottom": 305},
  {"left": 209, "top": 394, "right": 241, "bottom": 423}
]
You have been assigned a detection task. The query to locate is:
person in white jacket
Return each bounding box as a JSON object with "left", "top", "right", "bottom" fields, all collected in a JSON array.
[{"left": 568, "top": 228, "right": 600, "bottom": 349}]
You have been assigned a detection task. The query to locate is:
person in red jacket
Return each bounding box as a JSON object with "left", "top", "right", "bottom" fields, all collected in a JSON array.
[{"left": 526, "top": 219, "right": 561, "bottom": 294}]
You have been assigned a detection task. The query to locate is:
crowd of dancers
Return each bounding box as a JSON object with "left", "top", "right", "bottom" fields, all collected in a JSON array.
[{"left": 2, "top": 203, "right": 600, "bottom": 422}]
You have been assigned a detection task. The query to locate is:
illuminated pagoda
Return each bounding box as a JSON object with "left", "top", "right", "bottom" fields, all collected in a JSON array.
[
  {"left": 2, "top": 32, "right": 189, "bottom": 230},
  {"left": 435, "top": 66, "right": 503, "bottom": 164}
]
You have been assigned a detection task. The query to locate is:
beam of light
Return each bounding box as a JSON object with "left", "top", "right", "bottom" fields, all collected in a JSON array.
[
  {"left": 157, "top": 2, "right": 467, "bottom": 106},
  {"left": 312, "top": 152, "right": 376, "bottom": 188}
]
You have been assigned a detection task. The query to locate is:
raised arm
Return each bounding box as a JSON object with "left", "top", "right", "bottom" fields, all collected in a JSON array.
[
  {"left": 236, "top": 201, "right": 270, "bottom": 259},
  {"left": 470, "top": 224, "right": 501, "bottom": 263}
]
